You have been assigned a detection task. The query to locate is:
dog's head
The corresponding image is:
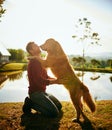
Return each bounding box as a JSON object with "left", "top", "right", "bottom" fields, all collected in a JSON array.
[{"left": 40, "top": 38, "right": 65, "bottom": 56}]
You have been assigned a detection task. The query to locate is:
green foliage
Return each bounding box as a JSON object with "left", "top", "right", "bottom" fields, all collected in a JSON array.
[
  {"left": 0, "top": 63, "right": 27, "bottom": 71},
  {"left": 107, "top": 59, "right": 112, "bottom": 68},
  {"left": 91, "top": 59, "right": 100, "bottom": 68},
  {"left": 0, "top": 0, "right": 6, "bottom": 21},
  {"left": 71, "top": 56, "right": 112, "bottom": 70},
  {"left": 72, "top": 56, "right": 86, "bottom": 68},
  {"left": 8, "top": 49, "right": 26, "bottom": 62}
]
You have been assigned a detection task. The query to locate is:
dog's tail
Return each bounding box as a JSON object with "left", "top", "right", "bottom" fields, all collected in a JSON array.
[{"left": 82, "top": 83, "right": 96, "bottom": 112}]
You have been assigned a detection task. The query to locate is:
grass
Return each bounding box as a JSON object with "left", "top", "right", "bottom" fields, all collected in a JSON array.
[
  {"left": 0, "top": 63, "right": 27, "bottom": 71},
  {"left": 0, "top": 100, "right": 112, "bottom": 130}
]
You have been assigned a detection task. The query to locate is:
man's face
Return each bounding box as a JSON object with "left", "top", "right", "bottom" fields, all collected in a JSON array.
[{"left": 29, "top": 43, "right": 41, "bottom": 55}]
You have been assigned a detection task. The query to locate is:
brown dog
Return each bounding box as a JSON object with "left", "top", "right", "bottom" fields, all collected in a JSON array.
[{"left": 39, "top": 38, "right": 96, "bottom": 122}]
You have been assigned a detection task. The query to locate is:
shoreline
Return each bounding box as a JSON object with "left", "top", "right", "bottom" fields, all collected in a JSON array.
[{"left": 0, "top": 98, "right": 112, "bottom": 102}]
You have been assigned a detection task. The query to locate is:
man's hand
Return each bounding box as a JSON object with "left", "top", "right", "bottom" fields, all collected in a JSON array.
[
  {"left": 48, "top": 78, "right": 63, "bottom": 85},
  {"left": 56, "top": 77, "right": 69, "bottom": 84},
  {"left": 49, "top": 78, "right": 65, "bottom": 85}
]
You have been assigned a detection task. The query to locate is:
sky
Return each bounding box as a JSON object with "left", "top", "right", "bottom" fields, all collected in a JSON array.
[{"left": 0, "top": 0, "right": 112, "bottom": 55}]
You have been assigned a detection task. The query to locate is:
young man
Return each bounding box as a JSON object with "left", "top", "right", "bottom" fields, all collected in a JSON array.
[{"left": 22, "top": 42, "right": 62, "bottom": 117}]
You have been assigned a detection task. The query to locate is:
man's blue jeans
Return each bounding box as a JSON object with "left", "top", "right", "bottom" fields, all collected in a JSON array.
[{"left": 29, "top": 92, "right": 62, "bottom": 117}]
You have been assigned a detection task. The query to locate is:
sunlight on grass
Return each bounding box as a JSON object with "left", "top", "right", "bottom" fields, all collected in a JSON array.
[{"left": 0, "top": 63, "right": 26, "bottom": 71}]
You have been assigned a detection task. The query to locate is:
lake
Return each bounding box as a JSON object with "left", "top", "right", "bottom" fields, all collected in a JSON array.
[{"left": 0, "top": 70, "right": 112, "bottom": 102}]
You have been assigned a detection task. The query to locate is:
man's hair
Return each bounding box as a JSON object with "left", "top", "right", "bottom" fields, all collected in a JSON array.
[{"left": 26, "top": 42, "right": 35, "bottom": 53}]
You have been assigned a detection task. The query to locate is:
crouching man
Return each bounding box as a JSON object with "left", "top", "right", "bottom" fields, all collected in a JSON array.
[{"left": 22, "top": 41, "right": 62, "bottom": 117}]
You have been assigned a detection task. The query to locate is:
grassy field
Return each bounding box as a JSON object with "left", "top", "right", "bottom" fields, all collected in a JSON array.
[
  {"left": 0, "top": 100, "right": 112, "bottom": 130},
  {"left": 0, "top": 63, "right": 27, "bottom": 71}
]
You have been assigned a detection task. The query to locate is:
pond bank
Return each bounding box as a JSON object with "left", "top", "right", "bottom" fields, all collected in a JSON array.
[
  {"left": 74, "top": 67, "right": 112, "bottom": 73},
  {"left": 0, "top": 62, "right": 112, "bottom": 73},
  {"left": 0, "top": 100, "right": 112, "bottom": 130}
]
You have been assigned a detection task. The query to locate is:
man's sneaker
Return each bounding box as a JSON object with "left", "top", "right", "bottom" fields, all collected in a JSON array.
[{"left": 22, "top": 97, "right": 32, "bottom": 114}]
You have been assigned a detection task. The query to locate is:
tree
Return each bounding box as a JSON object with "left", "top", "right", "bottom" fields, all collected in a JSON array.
[
  {"left": 8, "top": 49, "right": 26, "bottom": 62},
  {"left": 72, "top": 56, "right": 86, "bottom": 68},
  {"left": 72, "top": 18, "right": 100, "bottom": 81},
  {"left": 72, "top": 18, "right": 100, "bottom": 56},
  {"left": 17, "top": 49, "right": 25, "bottom": 61},
  {"left": 100, "top": 60, "right": 106, "bottom": 68},
  {"left": 8, "top": 49, "right": 17, "bottom": 61},
  {"left": 0, "top": 0, "right": 6, "bottom": 21},
  {"left": 91, "top": 59, "right": 100, "bottom": 68},
  {"left": 72, "top": 57, "right": 79, "bottom": 66},
  {"left": 107, "top": 59, "right": 112, "bottom": 68}
]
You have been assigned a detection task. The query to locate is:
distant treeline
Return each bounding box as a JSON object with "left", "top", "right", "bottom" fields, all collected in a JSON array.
[
  {"left": 8, "top": 49, "right": 112, "bottom": 69},
  {"left": 69, "top": 55, "right": 112, "bottom": 69},
  {"left": 8, "top": 49, "right": 27, "bottom": 62}
]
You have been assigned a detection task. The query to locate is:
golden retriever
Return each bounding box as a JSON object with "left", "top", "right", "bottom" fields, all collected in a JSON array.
[{"left": 39, "top": 38, "right": 96, "bottom": 122}]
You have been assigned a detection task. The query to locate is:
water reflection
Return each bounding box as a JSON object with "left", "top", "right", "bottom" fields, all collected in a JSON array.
[
  {"left": 0, "top": 71, "right": 28, "bottom": 102},
  {"left": 80, "top": 72, "right": 112, "bottom": 101},
  {"left": 0, "top": 71, "right": 24, "bottom": 90},
  {"left": 0, "top": 71, "right": 23, "bottom": 81},
  {"left": 0, "top": 75, "right": 8, "bottom": 89},
  {"left": 0, "top": 70, "right": 112, "bottom": 102}
]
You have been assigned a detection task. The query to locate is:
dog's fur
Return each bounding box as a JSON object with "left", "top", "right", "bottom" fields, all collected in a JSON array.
[{"left": 39, "top": 38, "right": 96, "bottom": 121}]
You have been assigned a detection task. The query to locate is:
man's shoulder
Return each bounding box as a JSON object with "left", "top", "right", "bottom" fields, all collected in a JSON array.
[{"left": 29, "top": 58, "right": 41, "bottom": 65}]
